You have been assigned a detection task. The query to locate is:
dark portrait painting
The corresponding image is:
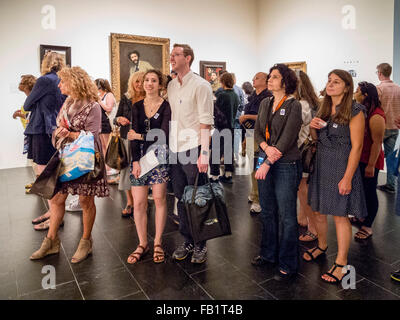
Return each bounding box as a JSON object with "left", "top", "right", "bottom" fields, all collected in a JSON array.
[{"left": 111, "top": 33, "right": 170, "bottom": 101}]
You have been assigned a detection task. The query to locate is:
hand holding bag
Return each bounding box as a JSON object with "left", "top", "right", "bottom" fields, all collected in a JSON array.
[
  {"left": 105, "top": 127, "right": 128, "bottom": 170},
  {"left": 185, "top": 173, "right": 231, "bottom": 244}
]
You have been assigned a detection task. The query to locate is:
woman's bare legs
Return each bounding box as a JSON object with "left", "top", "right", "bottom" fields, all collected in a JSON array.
[{"left": 298, "top": 178, "right": 318, "bottom": 239}]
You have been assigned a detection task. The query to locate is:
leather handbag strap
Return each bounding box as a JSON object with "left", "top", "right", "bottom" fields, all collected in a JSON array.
[{"left": 191, "top": 173, "right": 215, "bottom": 204}]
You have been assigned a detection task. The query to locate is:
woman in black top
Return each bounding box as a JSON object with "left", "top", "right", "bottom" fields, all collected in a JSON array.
[
  {"left": 126, "top": 70, "right": 171, "bottom": 265},
  {"left": 252, "top": 64, "right": 302, "bottom": 279}
]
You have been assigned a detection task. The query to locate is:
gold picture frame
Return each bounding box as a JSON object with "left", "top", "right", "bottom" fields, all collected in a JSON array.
[
  {"left": 284, "top": 61, "right": 307, "bottom": 73},
  {"left": 110, "top": 33, "right": 170, "bottom": 101}
]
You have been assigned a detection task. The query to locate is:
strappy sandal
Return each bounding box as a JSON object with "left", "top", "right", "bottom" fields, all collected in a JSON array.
[
  {"left": 33, "top": 219, "right": 64, "bottom": 231},
  {"left": 32, "top": 213, "right": 50, "bottom": 225},
  {"left": 299, "top": 230, "right": 318, "bottom": 242},
  {"left": 354, "top": 229, "right": 372, "bottom": 240},
  {"left": 303, "top": 246, "right": 328, "bottom": 262},
  {"left": 121, "top": 205, "right": 133, "bottom": 218},
  {"left": 127, "top": 245, "right": 149, "bottom": 264},
  {"left": 153, "top": 244, "right": 165, "bottom": 263},
  {"left": 321, "top": 262, "right": 349, "bottom": 285}
]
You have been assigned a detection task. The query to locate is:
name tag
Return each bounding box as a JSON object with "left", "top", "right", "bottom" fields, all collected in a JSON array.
[
  {"left": 280, "top": 109, "right": 286, "bottom": 116},
  {"left": 154, "top": 113, "right": 160, "bottom": 119},
  {"left": 333, "top": 123, "right": 338, "bottom": 128}
]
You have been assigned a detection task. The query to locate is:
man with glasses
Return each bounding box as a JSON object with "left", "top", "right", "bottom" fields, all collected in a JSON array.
[
  {"left": 167, "top": 43, "right": 214, "bottom": 264},
  {"left": 376, "top": 63, "right": 400, "bottom": 194}
]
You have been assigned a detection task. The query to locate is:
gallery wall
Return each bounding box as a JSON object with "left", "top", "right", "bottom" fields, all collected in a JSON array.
[
  {"left": 0, "top": 0, "right": 259, "bottom": 169},
  {"left": 257, "top": 0, "right": 395, "bottom": 92}
]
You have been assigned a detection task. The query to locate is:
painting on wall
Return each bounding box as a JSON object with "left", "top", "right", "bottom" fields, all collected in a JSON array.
[
  {"left": 110, "top": 33, "right": 170, "bottom": 101},
  {"left": 284, "top": 61, "right": 307, "bottom": 73},
  {"left": 39, "top": 45, "right": 71, "bottom": 68},
  {"left": 199, "top": 60, "right": 226, "bottom": 93}
]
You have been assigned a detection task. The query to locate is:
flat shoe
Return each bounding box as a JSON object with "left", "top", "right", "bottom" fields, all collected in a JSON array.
[
  {"left": 34, "top": 219, "right": 64, "bottom": 231},
  {"left": 32, "top": 213, "right": 50, "bottom": 225},
  {"left": 354, "top": 229, "right": 372, "bottom": 240},
  {"left": 153, "top": 244, "right": 165, "bottom": 263},
  {"left": 127, "top": 245, "right": 149, "bottom": 264}
]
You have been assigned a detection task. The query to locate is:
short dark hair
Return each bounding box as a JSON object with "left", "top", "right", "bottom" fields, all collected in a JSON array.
[
  {"left": 268, "top": 64, "right": 298, "bottom": 95},
  {"left": 358, "top": 81, "right": 381, "bottom": 115},
  {"left": 377, "top": 63, "right": 392, "bottom": 77},
  {"left": 129, "top": 50, "right": 140, "bottom": 59},
  {"left": 220, "top": 72, "right": 234, "bottom": 89},
  {"left": 218, "top": 69, "right": 227, "bottom": 77},
  {"left": 173, "top": 43, "right": 194, "bottom": 67},
  {"left": 242, "top": 81, "right": 254, "bottom": 95}
]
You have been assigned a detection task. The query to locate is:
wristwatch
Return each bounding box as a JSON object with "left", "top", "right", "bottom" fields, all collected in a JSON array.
[{"left": 263, "top": 157, "right": 272, "bottom": 166}]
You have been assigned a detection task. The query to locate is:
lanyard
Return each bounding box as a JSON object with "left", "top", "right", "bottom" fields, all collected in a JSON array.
[{"left": 265, "top": 96, "right": 287, "bottom": 141}]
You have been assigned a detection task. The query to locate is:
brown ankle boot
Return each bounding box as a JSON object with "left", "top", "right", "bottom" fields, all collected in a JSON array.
[
  {"left": 30, "top": 236, "right": 60, "bottom": 260},
  {"left": 71, "top": 238, "right": 92, "bottom": 264}
]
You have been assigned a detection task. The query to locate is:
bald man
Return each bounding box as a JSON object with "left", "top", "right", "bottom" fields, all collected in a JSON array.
[{"left": 239, "top": 72, "right": 272, "bottom": 214}]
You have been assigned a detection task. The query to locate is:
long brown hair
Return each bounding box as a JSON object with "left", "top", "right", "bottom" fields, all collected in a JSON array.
[
  {"left": 317, "top": 69, "right": 354, "bottom": 125},
  {"left": 295, "top": 70, "right": 320, "bottom": 111}
]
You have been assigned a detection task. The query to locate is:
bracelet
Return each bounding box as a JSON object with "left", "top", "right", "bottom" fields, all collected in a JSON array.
[{"left": 263, "top": 158, "right": 272, "bottom": 166}]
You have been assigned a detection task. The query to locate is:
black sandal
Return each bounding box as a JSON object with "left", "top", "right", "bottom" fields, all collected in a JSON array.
[
  {"left": 303, "top": 246, "right": 328, "bottom": 262},
  {"left": 321, "top": 262, "right": 348, "bottom": 285},
  {"left": 121, "top": 205, "right": 133, "bottom": 218}
]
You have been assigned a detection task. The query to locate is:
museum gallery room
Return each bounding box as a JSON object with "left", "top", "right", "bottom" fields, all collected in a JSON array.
[{"left": 1, "top": 0, "right": 400, "bottom": 303}]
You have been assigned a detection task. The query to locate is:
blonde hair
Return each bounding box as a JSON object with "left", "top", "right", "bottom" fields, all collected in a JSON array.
[
  {"left": 19, "top": 74, "right": 37, "bottom": 92},
  {"left": 40, "top": 51, "right": 66, "bottom": 76},
  {"left": 57, "top": 66, "right": 99, "bottom": 102},
  {"left": 126, "top": 71, "right": 145, "bottom": 103}
]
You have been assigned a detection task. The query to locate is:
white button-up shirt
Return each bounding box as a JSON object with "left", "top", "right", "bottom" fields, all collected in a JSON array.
[{"left": 167, "top": 71, "right": 214, "bottom": 153}]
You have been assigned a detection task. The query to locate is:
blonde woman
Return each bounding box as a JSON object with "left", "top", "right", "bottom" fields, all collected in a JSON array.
[
  {"left": 307, "top": 70, "right": 367, "bottom": 284},
  {"left": 114, "top": 72, "right": 145, "bottom": 217},
  {"left": 25, "top": 52, "right": 66, "bottom": 230},
  {"left": 30, "top": 66, "right": 109, "bottom": 264}
]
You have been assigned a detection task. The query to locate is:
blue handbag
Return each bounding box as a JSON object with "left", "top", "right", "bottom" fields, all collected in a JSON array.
[
  {"left": 59, "top": 131, "right": 95, "bottom": 182},
  {"left": 386, "top": 149, "right": 400, "bottom": 177}
]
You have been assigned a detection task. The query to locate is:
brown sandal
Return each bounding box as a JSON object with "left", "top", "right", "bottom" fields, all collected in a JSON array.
[
  {"left": 153, "top": 244, "right": 165, "bottom": 263},
  {"left": 32, "top": 213, "right": 50, "bottom": 225},
  {"left": 33, "top": 219, "right": 64, "bottom": 231},
  {"left": 127, "top": 245, "right": 149, "bottom": 264}
]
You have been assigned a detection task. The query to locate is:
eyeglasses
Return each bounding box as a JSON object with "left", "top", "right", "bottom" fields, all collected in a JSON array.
[
  {"left": 170, "top": 53, "right": 184, "bottom": 58},
  {"left": 144, "top": 118, "right": 150, "bottom": 133}
]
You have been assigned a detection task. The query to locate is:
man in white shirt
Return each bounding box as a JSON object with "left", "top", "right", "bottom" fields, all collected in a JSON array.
[{"left": 167, "top": 43, "right": 214, "bottom": 264}]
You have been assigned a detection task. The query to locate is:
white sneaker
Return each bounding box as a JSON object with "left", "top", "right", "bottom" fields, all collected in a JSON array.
[
  {"left": 248, "top": 195, "right": 254, "bottom": 203},
  {"left": 250, "top": 202, "right": 261, "bottom": 214},
  {"left": 66, "top": 195, "right": 82, "bottom": 212}
]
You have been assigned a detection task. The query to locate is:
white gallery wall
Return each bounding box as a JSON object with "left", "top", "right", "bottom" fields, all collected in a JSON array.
[
  {"left": 0, "top": 0, "right": 396, "bottom": 169},
  {"left": 0, "top": 0, "right": 259, "bottom": 169},
  {"left": 257, "top": 0, "right": 395, "bottom": 92}
]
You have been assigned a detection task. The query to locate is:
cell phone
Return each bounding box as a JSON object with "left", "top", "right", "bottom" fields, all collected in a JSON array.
[{"left": 255, "top": 156, "right": 264, "bottom": 170}]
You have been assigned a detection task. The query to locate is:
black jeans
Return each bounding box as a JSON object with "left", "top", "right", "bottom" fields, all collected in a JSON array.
[
  {"left": 209, "top": 128, "right": 234, "bottom": 176},
  {"left": 359, "top": 162, "right": 379, "bottom": 228},
  {"left": 170, "top": 147, "right": 207, "bottom": 247}
]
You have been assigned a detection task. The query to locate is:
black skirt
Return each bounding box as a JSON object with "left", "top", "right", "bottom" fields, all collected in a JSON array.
[
  {"left": 27, "top": 134, "right": 56, "bottom": 165},
  {"left": 101, "top": 109, "right": 112, "bottom": 134}
]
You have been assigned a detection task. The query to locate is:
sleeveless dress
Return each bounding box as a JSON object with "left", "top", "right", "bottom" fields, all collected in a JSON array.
[
  {"left": 308, "top": 102, "right": 367, "bottom": 218},
  {"left": 100, "top": 93, "right": 112, "bottom": 134},
  {"left": 58, "top": 101, "right": 110, "bottom": 197}
]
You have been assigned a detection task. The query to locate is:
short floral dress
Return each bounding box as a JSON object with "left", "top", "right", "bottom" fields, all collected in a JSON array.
[
  {"left": 308, "top": 102, "right": 367, "bottom": 218},
  {"left": 57, "top": 100, "right": 110, "bottom": 197}
]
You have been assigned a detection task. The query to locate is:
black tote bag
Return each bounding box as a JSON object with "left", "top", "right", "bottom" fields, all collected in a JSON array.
[
  {"left": 185, "top": 174, "right": 231, "bottom": 244},
  {"left": 30, "top": 151, "right": 62, "bottom": 199}
]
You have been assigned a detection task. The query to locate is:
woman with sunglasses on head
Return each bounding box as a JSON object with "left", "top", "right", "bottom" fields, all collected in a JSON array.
[
  {"left": 127, "top": 69, "right": 171, "bottom": 264},
  {"left": 352, "top": 82, "right": 385, "bottom": 240},
  {"left": 307, "top": 70, "right": 367, "bottom": 284}
]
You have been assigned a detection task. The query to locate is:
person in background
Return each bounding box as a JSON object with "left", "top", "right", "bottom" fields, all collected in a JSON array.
[
  {"left": 376, "top": 63, "right": 400, "bottom": 194},
  {"left": 293, "top": 70, "right": 320, "bottom": 242},
  {"left": 114, "top": 72, "right": 146, "bottom": 217},
  {"left": 307, "top": 70, "right": 366, "bottom": 284},
  {"left": 242, "top": 81, "right": 254, "bottom": 105},
  {"left": 210, "top": 72, "right": 239, "bottom": 184},
  {"left": 352, "top": 82, "right": 385, "bottom": 240},
  {"left": 30, "top": 66, "right": 109, "bottom": 263},
  {"left": 239, "top": 72, "right": 272, "bottom": 214},
  {"left": 126, "top": 69, "right": 171, "bottom": 264},
  {"left": 252, "top": 64, "right": 302, "bottom": 280},
  {"left": 231, "top": 73, "right": 246, "bottom": 164},
  {"left": 25, "top": 52, "right": 66, "bottom": 231}
]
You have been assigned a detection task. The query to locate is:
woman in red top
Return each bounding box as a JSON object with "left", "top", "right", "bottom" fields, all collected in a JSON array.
[{"left": 354, "top": 81, "right": 385, "bottom": 240}]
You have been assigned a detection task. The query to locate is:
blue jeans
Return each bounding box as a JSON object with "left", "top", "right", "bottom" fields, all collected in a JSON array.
[
  {"left": 383, "top": 129, "right": 399, "bottom": 189},
  {"left": 396, "top": 177, "right": 400, "bottom": 216},
  {"left": 257, "top": 160, "right": 302, "bottom": 274}
]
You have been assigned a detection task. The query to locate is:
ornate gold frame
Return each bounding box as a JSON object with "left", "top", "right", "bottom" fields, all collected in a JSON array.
[
  {"left": 284, "top": 61, "right": 307, "bottom": 73},
  {"left": 110, "top": 33, "right": 170, "bottom": 101}
]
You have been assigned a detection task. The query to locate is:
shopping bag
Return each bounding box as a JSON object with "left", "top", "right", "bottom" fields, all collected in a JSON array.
[
  {"left": 105, "top": 128, "right": 128, "bottom": 170},
  {"left": 59, "top": 131, "right": 95, "bottom": 182},
  {"left": 386, "top": 149, "right": 400, "bottom": 177},
  {"left": 30, "top": 151, "right": 62, "bottom": 199},
  {"left": 185, "top": 173, "right": 231, "bottom": 244}
]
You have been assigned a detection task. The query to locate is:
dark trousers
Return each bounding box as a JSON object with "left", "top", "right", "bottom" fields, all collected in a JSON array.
[
  {"left": 359, "top": 162, "right": 379, "bottom": 228},
  {"left": 209, "top": 128, "right": 234, "bottom": 176},
  {"left": 257, "top": 160, "right": 302, "bottom": 274},
  {"left": 170, "top": 147, "right": 207, "bottom": 247}
]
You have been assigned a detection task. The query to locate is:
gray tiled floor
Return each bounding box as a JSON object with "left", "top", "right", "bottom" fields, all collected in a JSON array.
[{"left": 1, "top": 165, "right": 400, "bottom": 300}]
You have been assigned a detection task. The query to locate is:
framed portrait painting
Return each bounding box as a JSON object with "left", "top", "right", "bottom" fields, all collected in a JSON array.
[
  {"left": 284, "top": 61, "right": 307, "bottom": 73},
  {"left": 199, "top": 60, "right": 226, "bottom": 81},
  {"left": 39, "top": 44, "right": 71, "bottom": 68},
  {"left": 110, "top": 33, "right": 170, "bottom": 101}
]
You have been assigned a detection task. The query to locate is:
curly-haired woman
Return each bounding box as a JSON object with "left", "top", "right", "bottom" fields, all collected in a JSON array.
[{"left": 30, "top": 66, "right": 109, "bottom": 264}]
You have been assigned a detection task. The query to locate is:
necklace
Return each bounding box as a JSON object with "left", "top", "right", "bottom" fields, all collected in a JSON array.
[{"left": 144, "top": 97, "right": 162, "bottom": 116}]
